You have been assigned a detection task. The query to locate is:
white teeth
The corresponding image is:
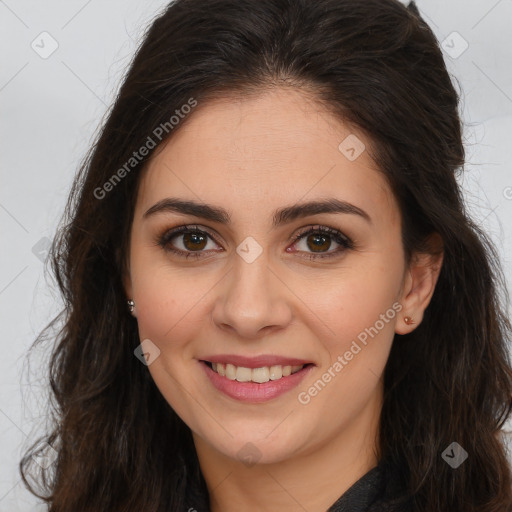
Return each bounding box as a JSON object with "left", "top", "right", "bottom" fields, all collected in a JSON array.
[
  {"left": 269, "top": 365, "right": 282, "bottom": 380},
  {"left": 235, "top": 366, "right": 252, "bottom": 382},
  {"left": 210, "top": 362, "right": 306, "bottom": 383},
  {"left": 225, "top": 363, "right": 237, "bottom": 380},
  {"left": 252, "top": 367, "right": 270, "bottom": 383}
]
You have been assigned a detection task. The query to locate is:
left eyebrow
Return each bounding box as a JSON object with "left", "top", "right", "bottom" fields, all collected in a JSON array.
[{"left": 142, "top": 197, "right": 372, "bottom": 227}]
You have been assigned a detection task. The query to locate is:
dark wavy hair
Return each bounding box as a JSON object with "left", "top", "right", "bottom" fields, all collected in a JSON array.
[{"left": 20, "top": 0, "right": 512, "bottom": 510}]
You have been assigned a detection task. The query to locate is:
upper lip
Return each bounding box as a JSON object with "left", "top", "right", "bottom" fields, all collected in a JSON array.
[{"left": 200, "top": 354, "right": 314, "bottom": 369}]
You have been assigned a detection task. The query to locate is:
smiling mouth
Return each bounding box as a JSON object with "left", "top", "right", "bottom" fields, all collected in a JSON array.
[{"left": 202, "top": 361, "right": 314, "bottom": 384}]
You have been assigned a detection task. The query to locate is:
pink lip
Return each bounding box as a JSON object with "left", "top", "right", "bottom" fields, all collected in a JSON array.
[
  {"left": 201, "top": 354, "right": 313, "bottom": 369},
  {"left": 199, "top": 360, "right": 315, "bottom": 403}
]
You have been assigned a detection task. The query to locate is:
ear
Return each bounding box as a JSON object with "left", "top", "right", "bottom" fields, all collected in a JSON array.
[{"left": 395, "top": 233, "right": 443, "bottom": 335}]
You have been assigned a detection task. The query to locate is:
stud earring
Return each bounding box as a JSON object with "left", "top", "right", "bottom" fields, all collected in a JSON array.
[
  {"left": 404, "top": 316, "right": 414, "bottom": 325},
  {"left": 127, "top": 299, "right": 135, "bottom": 314}
]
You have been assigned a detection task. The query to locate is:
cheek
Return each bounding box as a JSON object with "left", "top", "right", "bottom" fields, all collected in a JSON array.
[
  {"left": 130, "top": 269, "right": 208, "bottom": 413},
  {"left": 130, "top": 258, "right": 221, "bottom": 360},
  {"left": 133, "top": 277, "right": 196, "bottom": 345},
  {"left": 133, "top": 279, "right": 177, "bottom": 339},
  {"left": 295, "top": 270, "right": 399, "bottom": 425},
  {"left": 309, "top": 260, "right": 402, "bottom": 345},
  {"left": 299, "top": 256, "right": 403, "bottom": 406}
]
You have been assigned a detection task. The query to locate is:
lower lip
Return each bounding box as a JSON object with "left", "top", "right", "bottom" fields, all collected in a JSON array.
[{"left": 199, "top": 361, "right": 314, "bottom": 403}]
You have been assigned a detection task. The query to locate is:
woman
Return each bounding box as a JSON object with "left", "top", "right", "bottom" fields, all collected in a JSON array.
[{"left": 20, "top": 0, "right": 512, "bottom": 511}]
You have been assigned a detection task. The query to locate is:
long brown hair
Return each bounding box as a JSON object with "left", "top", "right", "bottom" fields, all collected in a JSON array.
[{"left": 20, "top": 0, "right": 512, "bottom": 510}]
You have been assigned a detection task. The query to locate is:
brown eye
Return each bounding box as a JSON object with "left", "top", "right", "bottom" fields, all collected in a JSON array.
[
  {"left": 157, "top": 225, "right": 220, "bottom": 259},
  {"left": 290, "top": 225, "right": 353, "bottom": 260},
  {"left": 305, "top": 232, "right": 332, "bottom": 252},
  {"left": 181, "top": 231, "right": 208, "bottom": 251}
]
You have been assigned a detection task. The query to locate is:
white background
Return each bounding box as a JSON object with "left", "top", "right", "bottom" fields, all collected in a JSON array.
[{"left": 1, "top": 0, "right": 511, "bottom": 510}]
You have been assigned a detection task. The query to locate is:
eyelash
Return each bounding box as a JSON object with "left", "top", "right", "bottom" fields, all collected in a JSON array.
[{"left": 156, "top": 224, "right": 354, "bottom": 261}]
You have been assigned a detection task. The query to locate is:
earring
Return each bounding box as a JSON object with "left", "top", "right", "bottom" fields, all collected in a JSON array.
[
  {"left": 127, "top": 299, "right": 135, "bottom": 314},
  {"left": 404, "top": 316, "right": 414, "bottom": 325}
]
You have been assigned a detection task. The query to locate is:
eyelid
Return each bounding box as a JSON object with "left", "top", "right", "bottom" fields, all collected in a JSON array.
[
  {"left": 289, "top": 224, "right": 352, "bottom": 244},
  {"left": 156, "top": 224, "right": 222, "bottom": 249},
  {"left": 156, "top": 223, "right": 354, "bottom": 259},
  {"left": 288, "top": 224, "right": 354, "bottom": 259}
]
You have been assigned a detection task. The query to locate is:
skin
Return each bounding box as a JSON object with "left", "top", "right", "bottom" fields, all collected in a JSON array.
[{"left": 123, "top": 87, "right": 443, "bottom": 512}]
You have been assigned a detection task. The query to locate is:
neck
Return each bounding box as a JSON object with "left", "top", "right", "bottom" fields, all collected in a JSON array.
[{"left": 192, "top": 391, "right": 382, "bottom": 512}]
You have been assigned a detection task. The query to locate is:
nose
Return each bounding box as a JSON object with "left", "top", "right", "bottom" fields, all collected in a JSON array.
[{"left": 211, "top": 250, "right": 293, "bottom": 340}]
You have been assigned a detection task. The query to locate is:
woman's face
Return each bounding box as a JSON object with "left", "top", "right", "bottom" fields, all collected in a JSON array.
[{"left": 125, "top": 88, "right": 415, "bottom": 465}]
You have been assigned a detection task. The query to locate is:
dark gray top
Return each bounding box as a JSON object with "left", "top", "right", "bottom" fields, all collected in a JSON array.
[{"left": 327, "top": 458, "right": 413, "bottom": 512}]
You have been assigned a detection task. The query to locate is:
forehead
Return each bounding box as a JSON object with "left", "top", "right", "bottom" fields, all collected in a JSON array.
[{"left": 135, "top": 88, "right": 399, "bottom": 228}]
